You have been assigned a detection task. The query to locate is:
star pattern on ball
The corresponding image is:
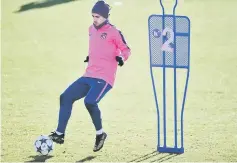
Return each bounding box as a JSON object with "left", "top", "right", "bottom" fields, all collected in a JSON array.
[
  {"left": 48, "top": 145, "right": 53, "bottom": 152},
  {"left": 36, "top": 146, "right": 41, "bottom": 152},
  {"left": 39, "top": 138, "right": 47, "bottom": 144}
]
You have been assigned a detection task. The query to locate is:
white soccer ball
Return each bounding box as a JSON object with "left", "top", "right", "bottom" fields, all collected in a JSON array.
[{"left": 34, "top": 135, "right": 54, "bottom": 155}]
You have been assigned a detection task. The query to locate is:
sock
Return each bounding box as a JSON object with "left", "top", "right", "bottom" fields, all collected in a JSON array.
[
  {"left": 56, "top": 130, "right": 64, "bottom": 135},
  {"left": 96, "top": 128, "right": 103, "bottom": 135}
]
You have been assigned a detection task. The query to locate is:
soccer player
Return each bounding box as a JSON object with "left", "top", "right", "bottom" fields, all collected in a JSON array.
[{"left": 49, "top": 0, "right": 131, "bottom": 152}]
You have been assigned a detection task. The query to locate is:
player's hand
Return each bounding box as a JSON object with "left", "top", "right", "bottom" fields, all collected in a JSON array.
[
  {"left": 115, "top": 56, "right": 124, "bottom": 66},
  {"left": 84, "top": 56, "right": 89, "bottom": 62}
]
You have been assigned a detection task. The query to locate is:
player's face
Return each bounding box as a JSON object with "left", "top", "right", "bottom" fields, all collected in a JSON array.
[{"left": 92, "top": 13, "right": 106, "bottom": 26}]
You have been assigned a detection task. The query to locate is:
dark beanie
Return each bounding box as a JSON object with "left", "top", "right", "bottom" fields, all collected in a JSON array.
[{"left": 92, "top": 1, "right": 110, "bottom": 19}]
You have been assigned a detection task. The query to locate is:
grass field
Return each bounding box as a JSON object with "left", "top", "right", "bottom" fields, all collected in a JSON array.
[{"left": 2, "top": 0, "right": 237, "bottom": 162}]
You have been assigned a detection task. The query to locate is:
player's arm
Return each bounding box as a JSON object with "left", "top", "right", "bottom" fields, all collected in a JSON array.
[
  {"left": 84, "top": 56, "right": 89, "bottom": 62},
  {"left": 114, "top": 30, "right": 131, "bottom": 66},
  {"left": 84, "top": 26, "right": 92, "bottom": 63}
]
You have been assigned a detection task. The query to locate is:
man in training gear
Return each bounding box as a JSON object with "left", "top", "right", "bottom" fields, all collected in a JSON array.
[{"left": 49, "top": 0, "right": 131, "bottom": 152}]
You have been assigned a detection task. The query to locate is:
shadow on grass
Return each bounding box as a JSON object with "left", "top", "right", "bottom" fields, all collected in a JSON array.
[
  {"left": 128, "top": 151, "right": 179, "bottom": 162},
  {"left": 25, "top": 155, "right": 53, "bottom": 162},
  {"left": 76, "top": 155, "right": 96, "bottom": 162},
  {"left": 15, "top": 0, "right": 80, "bottom": 13}
]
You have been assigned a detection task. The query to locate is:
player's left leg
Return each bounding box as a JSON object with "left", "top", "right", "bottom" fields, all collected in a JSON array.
[{"left": 84, "top": 78, "right": 112, "bottom": 152}]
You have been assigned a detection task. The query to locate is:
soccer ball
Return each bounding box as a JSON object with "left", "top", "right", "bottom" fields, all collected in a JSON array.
[{"left": 34, "top": 135, "right": 54, "bottom": 155}]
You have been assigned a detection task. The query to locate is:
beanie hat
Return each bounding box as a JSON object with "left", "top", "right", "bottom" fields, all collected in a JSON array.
[{"left": 92, "top": 1, "right": 110, "bottom": 19}]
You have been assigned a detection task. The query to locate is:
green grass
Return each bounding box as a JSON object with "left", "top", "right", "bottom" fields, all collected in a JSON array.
[{"left": 2, "top": 0, "right": 237, "bottom": 162}]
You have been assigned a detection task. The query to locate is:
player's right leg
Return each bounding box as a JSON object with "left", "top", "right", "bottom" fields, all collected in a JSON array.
[
  {"left": 49, "top": 77, "right": 90, "bottom": 144},
  {"left": 48, "top": 131, "right": 65, "bottom": 144}
]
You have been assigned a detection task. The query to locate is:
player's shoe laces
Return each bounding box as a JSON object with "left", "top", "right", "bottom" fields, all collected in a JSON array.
[
  {"left": 93, "top": 132, "right": 107, "bottom": 152},
  {"left": 48, "top": 131, "right": 64, "bottom": 144}
]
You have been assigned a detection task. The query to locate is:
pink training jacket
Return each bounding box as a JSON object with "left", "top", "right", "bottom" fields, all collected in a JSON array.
[{"left": 83, "top": 22, "right": 131, "bottom": 87}]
